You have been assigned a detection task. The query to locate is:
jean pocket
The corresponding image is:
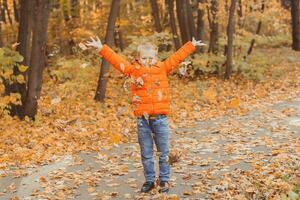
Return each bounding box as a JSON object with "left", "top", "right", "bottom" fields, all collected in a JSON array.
[
  {"left": 137, "top": 118, "right": 143, "bottom": 127},
  {"left": 156, "top": 116, "right": 168, "bottom": 126}
]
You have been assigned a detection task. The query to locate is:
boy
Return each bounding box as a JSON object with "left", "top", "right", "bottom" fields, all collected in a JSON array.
[{"left": 86, "top": 37, "right": 205, "bottom": 193}]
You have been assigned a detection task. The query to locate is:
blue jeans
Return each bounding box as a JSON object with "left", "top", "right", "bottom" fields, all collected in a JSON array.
[{"left": 137, "top": 115, "right": 170, "bottom": 183}]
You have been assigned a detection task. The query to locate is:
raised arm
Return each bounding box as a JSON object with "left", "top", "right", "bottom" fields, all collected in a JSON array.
[
  {"left": 162, "top": 38, "right": 206, "bottom": 74},
  {"left": 86, "top": 37, "right": 134, "bottom": 76},
  {"left": 99, "top": 45, "right": 134, "bottom": 76}
]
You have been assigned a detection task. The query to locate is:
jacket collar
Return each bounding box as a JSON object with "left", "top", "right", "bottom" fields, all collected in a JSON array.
[{"left": 134, "top": 60, "right": 162, "bottom": 68}]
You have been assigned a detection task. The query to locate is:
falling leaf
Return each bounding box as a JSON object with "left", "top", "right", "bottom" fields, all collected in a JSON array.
[
  {"left": 135, "top": 77, "right": 144, "bottom": 88},
  {"left": 132, "top": 95, "right": 141, "bottom": 103},
  {"left": 120, "top": 63, "right": 125, "bottom": 72},
  {"left": 179, "top": 66, "right": 187, "bottom": 76},
  {"left": 143, "top": 112, "right": 149, "bottom": 119},
  {"left": 154, "top": 80, "right": 160, "bottom": 86},
  {"left": 157, "top": 90, "right": 163, "bottom": 101}
]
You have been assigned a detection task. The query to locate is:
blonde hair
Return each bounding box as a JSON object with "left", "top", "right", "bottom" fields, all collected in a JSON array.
[{"left": 137, "top": 42, "right": 158, "bottom": 55}]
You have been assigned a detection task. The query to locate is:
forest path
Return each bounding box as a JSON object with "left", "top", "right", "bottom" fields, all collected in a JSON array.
[{"left": 1, "top": 99, "right": 299, "bottom": 200}]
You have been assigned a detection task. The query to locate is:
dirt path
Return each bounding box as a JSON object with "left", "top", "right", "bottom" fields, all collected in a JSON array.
[{"left": 1, "top": 99, "right": 299, "bottom": 200}]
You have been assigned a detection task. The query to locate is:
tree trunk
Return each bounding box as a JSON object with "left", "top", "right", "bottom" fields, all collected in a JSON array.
[
  {"left": 237, "top": 0, "right": 243, "bottom": 27},
  {"left": 162, "top": 0, "right": 169, "bottom": 28},
  {"left": 176, "top": 0, "right": 189, "bottom": 43},
  {"left": 0, "top": 22, "right": 2, "bottom": 47},
  {"left": 1, "top": 2, "right": 6, "bottom": 23},
  {"left": 150, "top": 0, "right": 162, "bottom": 32},
  {"left": 8, "top": 0, "right": 34, "bottom": 117},
  {"left": 114, "top": 26, "right": 124, "bottom": 51},
  {"left": 94, "top": 0, "right": 120, "bottom": 102},
  {"left": 0, "top": 1, "right": 2, "bottom": 47},
  {"left": 197, "top": 0, "right": 205, "bottom": 39},
  {"left": 291, "top": 0, "right": 300, "bottom": 51},
  {"left": 3, "top": 0, "right": 12, "bottom": 25},
  {"left": 70, "top": 0, "right": 80, "bottom": 19},
  {"left": 67, "top": 0, "right": 80, "bottom": 54},
  {"left": 51, "top": 0, "right": 60, "bottom": 10},
  {"left": 167, "top": 0, "right": 180, "bottom": 49},
  {"left": 245, "top": 1, "right": 265, "bottom": 58},
  {"left": 225, "top": 0, "right": 237, "bottom": 79},
  {"left": 17, "top": 0, "right": 33, "bottom": 67},
  {"left": 182, "top": 0, "right": 191, "bottom": 41},
  {"left": 61, "top": 0, "right": 70, "bottom": 22},
  {"left": 13, "top": 0, "right": 19, "bottom": 23},
  {"left": 23, "top": 0, "right": 50, "bottom": 118},
  {"left": 186, "top": 0, "right": 196, "bottom": 39},
  {"left": 197, "top": 0, "right": 205, "bottom": 52},
  {"left": 281, "top": 0, "right": 291, "bottom": 9},
  {"left": 208, "top": 0, "right": 219, "bottom": 54}
]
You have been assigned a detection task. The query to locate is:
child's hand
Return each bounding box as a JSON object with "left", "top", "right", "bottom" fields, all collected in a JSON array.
[
  {"left": 85, "top": 36, "right": 103, "bottom": 51},
  {"left": 192, "top": 37, "right": 206, "bottom": 47}
]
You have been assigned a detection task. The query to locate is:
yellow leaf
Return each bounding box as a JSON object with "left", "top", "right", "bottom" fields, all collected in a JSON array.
[
  {"left": 109, "top": 133, "right": 122, "bottom": 144},
  {"left": 203, "top": 87, "right": 217, "bottom": 103},
  {"left": 18, "top": 65, "right": 28, "bottom": 72},
  {"left": 228, "top": 98, "right": 241, "bottom": 109},
  {"left": 16, "top": 75, "right": 25, "bottom": 83},
  {"left": 3, "top": 69, "right": 13, "bottom": 79}
]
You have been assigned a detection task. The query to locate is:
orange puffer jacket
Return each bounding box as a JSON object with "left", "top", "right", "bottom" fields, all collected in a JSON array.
[{"left": 99, "top": 41, "right": 196, "bottom": 116}]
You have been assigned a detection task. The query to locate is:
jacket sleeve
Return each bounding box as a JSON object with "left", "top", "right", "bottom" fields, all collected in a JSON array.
[
  {"left": 99, "top": 44, "right": 134, "bottom": 76},
  {"left": 162, "top": 41, "right": 196, "bottom": 74}
]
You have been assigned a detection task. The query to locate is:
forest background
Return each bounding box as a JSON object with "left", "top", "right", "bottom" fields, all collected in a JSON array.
[{"left": 0, "top": 0, "right": 300, "bottom": 198}]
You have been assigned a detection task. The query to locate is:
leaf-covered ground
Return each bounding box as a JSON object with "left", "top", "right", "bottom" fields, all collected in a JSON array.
[
  {"left": 0, "top": 47, "right": 300, "bottom": 199},
  {"left": 0, "top": 98, "right": 299, "bottom": 199}
]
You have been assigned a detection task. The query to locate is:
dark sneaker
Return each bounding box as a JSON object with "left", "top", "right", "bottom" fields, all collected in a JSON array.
[
  {"left": 141, "top": 181, "right": 155, "bottom": 193},
  {"left": 158, "top": 181, "right": 169, "bottom": 193}
]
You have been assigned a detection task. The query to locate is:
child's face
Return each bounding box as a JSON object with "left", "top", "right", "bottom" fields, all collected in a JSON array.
[{"left": 138, "top": 49, "right": 158, "bottom": 67}]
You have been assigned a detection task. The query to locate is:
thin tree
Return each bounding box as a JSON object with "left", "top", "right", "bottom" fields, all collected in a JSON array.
[
  {"left": 167, "top": 0, "right": 180, "bottom": 49},
  {"left": 186, "top": 0, "right": 197, "bottom": 39},
  {"left": 281, "top": 0, "right": 291, "bottom": 9},
  {"left": 237, "top": 0, "right": 243, "bottom": 27},
  {"left": 3, "top": 0, "right": 12, "bottom": 25},
  {"left": 291, "top": 0, "right": 300, "bottom": 51},
  {"left": 13, "top": 0, "right": 19, "bottom": 23},
  {"left": 150, "top": 0, "right": 162, "bottom": 32},
  {"left": 0, "top": 1, "right": 2, "bottom": 47},
  {"left": 23, "top": 0, "right": 50, "bottom": 118},
  {"left": 1, "top": 1, "right": 6, "bottom": 24},
  {"left": 70, "top": 0, "right": 80, "bottom": 19},
  {"left": 176, "top": 0, "right": 190, "bottom": 43},
  {"left": 244, "top": 1, "right": 265, "bottom": 58},
  {"left": 95, "top": 0, "right": 121, "bottom": 102},
  {"left": 225, "top": 0, "right": 237, "bottom": 79},
  {"left": 68, "top": 0, "right": 80, "bottom": 54},
  {"left": 114, "top": 24, "right": 124, "bottom": 51},
  {"left": 207, "top": 0, "right": 219, "bottom": 54},
  {"left": 17, "top": 0, "right": 33, "bottom": 67},
  {"left": 197, "top": 0, "right": 205, "bottom": 40},
  {"left": 162, "top": 0, "right": 169, "bottom": 28},
  {"left": 61, "top": 0, "right": 70, "bottom": 22},
  {"left": 9, "top": 0, "right": 34, "bottom": 117}
]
